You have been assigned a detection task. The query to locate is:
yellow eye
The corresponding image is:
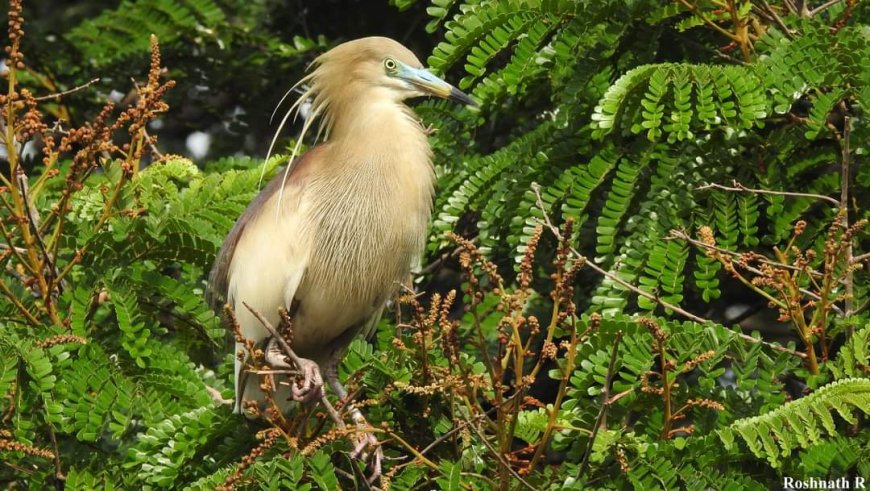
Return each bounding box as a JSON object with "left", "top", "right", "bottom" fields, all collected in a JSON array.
[{"left": 384, "top": 58, "right": 397, "bottom": 72}]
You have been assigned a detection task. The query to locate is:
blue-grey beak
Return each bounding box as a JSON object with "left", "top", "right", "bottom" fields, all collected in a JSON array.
[{"left": 400, "top": 66, "right": 476, "bottom": 106}]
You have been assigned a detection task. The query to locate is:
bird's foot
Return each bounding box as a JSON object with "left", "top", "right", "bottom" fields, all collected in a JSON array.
[
  {"left": 291, "top": 358, "right": 323, "bottom": 403},
  {"left": 349, "top": 417, "right": 383, "bottom": 484},
  {"left": 264, "top": 336, "right": 293, "bottom": 369},
  {"left": 422, "top": 123, "right": 438, "bottom": 135},
  {"left": 264, "top": 337, "right": 323, "bottom": 403}
]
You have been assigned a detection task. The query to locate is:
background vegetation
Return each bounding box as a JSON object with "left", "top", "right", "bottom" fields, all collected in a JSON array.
[{"left": 0, "top": 0, "right": 867, "bottom": 489}]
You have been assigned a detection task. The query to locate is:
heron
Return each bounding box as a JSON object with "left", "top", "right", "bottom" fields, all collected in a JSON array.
[{"left": 207, "top": 36, "right": 473, "bottom": 468}]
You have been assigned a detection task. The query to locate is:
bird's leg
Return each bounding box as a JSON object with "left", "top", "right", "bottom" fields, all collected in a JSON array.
[
  {"left": 325, "top": 350, "right": 383, "bottom": 483},
  {"left": 264, "top": 336, "right": 323, "bottom": 403}
]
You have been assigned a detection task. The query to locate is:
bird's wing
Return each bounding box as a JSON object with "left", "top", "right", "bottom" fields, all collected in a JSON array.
[
  {"left": 206, "top": 146, "right": 324, "bottom": 311},
  {"left": 208, "top": 147, "right": 325, "bottom": 415}
]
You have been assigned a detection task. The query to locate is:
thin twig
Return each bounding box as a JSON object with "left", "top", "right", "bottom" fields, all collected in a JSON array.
[
  {"left": 530, "top": 184, "right": 808, "bottom": 359},
  {"left": 47, "top": 424, "right": 64, "bottom": 482},
  {"left": 34, "top": 78, "right": 100, "bottom": 101},
  {"left": 697, "top": 181, "right": 841, "bottom": 207},
  {"left": 248, "top": 369, "right": 301, "bottom": 375},
  {"left": 16, "top": 171, "right": 60, "bottom": 294},
  {"left": 808, "top": 0, "right": 843, "bottom": 17},
  {"left": 668, "top": 230, "right": 844, "bottom": 315},
  {"left": 675, "top": 0, "right": 740, "bottom": 41},
  {"left": 840, "top": 116, "right": 853, "bottom": 324},
  {"left": 0, "top": 243, "right": 27, "bottom": 254},
  {"left": 205, "top": 385, "right": 232, "bottom": 406},
  {"left": 142, "top": 127, "right": 165, "bottom": 160},
  {"left": 851, "top": 252, "right": 869, "bottom": 264},
  {"left": 578, "top": 331, "right": 623, "bottom": 478},
  {"left": 0, "top": 277, "right": 40, "bottom": 325},
  {"left": 675, "top": 34, "right": 747, "bottom": 65},
  {"left": 465, "top": 415, "right": 537, "bottom": 491},
  {"left": 757, "top": 0, "right": 796, "bottom": 39},
  {"left": 419, "top": 411, "right": 488, "bottom": 457},
  {"left": 668, "top": 229, "right": 819, "bottom": 276},
  {"left": 241, "top": 302, "right": 348, "bottom": 430},
  {"left": 418, "top": 390, "right": 524, "bottom": 457},
  {"left": 419, "top": 242, "right": 470, "bottom": 275}
]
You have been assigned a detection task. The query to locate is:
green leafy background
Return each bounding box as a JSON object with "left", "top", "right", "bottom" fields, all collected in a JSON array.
[{"left": 1, "top": 0, "right": 868, "bottom": 489}]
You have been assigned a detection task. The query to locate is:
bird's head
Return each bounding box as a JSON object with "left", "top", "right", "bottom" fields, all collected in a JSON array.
[
  {"left": 265, "top": 37, "right": 474, "bottom": 169},
  {"left": 310, "top": 36, "right": 475, "bottom": 106}
]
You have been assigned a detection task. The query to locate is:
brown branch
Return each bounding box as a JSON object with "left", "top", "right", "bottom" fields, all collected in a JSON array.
[
  {"left": 578, "top": 330, "right": 623, "bottom": 478},
  {"left": 464, "top": 415, "right": 537, "bottom": 491},
  {"left": 46, "top": 424, "right": 64, "bottom": 482},
  {"left": 419, "top": 242, "right": 471, "bottom": 275},
  {"left": 530, "top": 184, "right": 807, "bottom": 359},
  {"left": 697, "top": 181, "right": 841, "bottom": 207},
  {"left": 241, "top": 302, "right": 348, "bottom": 431},
  {"left": 142, "top": 127, "right": 165, "bottom": 160},
  {"left": 33, "top": 78, "right": 100, "bottom": 102},
  {"left": 668, "top": 229, "right": 817, "bottom": 276},
  {"left": 675, "top": 0, "right": 741, "bottom": 41},
  {"left": 756, "top": 1, "right": 796, "bottom": 39},
  {"left": 0, "top": 277, "right": 40, "bottom": 325},
  {"left": 0, "top": 219, "right": 35, "bottom": 275},
  {"left": 808, "top": 0, "right": 843, "bottom": 17},
  {"left": 840, "top": 116, "right": 854, "bottom": 323},
  {"left": 418, "top": 390, "right": 524, "bottom": 458},
  {"left": 726, "top": 0, "right": 752, "bottom": 61},
  {"left": 0, "top": 243, "right": 27, "bottom": 254},
  {"left": 419, "top": 410, "right": 488, "bottom": 457},
  {"left": 52, "top": 170, "right": 129, "bottom": 288},
  {"left": 668, "top": 230, "right": 844, "bottom": 316},
  {"left": 16, "top": 171, "right": 60, "bottom": 299}
]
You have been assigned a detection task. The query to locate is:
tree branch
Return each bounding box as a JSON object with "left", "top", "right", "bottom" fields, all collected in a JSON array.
[
  {"left": 578, "top": 330, "right": 623, "bottom": 478},
  {"left": 697, "top": 181, "right": 841, "bottom": 207},
  {"left": 808, "top": 0, "right": 843, "bottom": 17},
  {"left": 464, "top": 415, "right": 537, "bottom": 491},
  {"left": 33, "top": 78, "right": 100, "bottom": 102},
  {"left": 839, "top": 116, "right": 854, "bottom": 322},
  {"left": 668, "top": 229, "right": 844, "bottom": 316}
]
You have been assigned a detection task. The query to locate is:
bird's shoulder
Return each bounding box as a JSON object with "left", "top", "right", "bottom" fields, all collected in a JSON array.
[{"left": 206, "top": 145, "right": 327, "bottom": 311}]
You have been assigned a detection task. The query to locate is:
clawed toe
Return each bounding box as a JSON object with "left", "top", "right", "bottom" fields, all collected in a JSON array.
[
  {"left": 350, "top": 430, "right": 383, "bottom": 483},
  {"left": 290, "top": 358, "right": 323, "bottom": 403},
  {"left": 264, "top": 337, "right": 323, "bottom": 403},
  {"left": 264, "top": 337, "right": 294, "bottom": 369}
]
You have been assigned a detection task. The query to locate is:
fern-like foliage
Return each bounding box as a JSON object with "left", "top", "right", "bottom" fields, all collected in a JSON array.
[
  {"left": 424, "top": 0, "right": 868, "bottom": 323},
  {"left": 3, "top": 0, "right": 868, "bottom": 489},
  {"left": 719, "top": 378, "right": 870, "bottom": 468},
  {"left": 67, "top": 0, "right": 227, "bottom": 65}
]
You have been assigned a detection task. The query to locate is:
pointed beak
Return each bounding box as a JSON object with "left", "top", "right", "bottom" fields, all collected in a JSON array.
[{"left": 401, "top": 67, "right": 476, "bottom": 106}]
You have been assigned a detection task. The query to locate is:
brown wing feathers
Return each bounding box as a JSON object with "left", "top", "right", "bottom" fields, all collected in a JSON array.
[{"left": 206, "top": 148, "right": 321, "bottom": 311}]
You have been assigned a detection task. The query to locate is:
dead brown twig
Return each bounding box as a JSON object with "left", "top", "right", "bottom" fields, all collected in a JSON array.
[
  {"left": 578, "top": 329, "right": 622, "bottom": 478},
  {"left": 667, "top": 229, "right": 844, "bottom": 316},
  {"left": 697, "top": 180, "right": 841, "bottom": 207},
  {"left": 33, "top": 78, "right": 100, "bottom": 102}
]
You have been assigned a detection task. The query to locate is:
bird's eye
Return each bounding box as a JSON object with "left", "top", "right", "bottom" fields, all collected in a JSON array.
[{"left": 384, "top": 58, "right": 397, "bottom": 73}]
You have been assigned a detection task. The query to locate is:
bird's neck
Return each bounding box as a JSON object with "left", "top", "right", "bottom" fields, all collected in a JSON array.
[
  {"left": 327, "top": 89, "right": 432, "bottom": 171},
  {"left": 329, "top": 90, "right": 419, "bottom": 140},
  {"left": 320, "top": 88, "right": 435, "bottom": 219}
]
